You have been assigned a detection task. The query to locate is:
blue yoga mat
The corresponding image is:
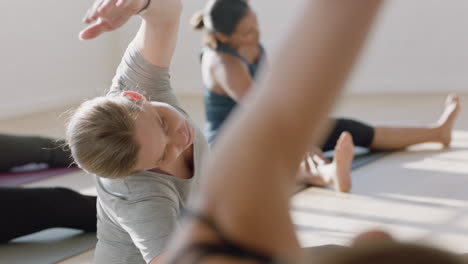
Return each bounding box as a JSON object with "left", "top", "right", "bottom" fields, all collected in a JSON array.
[
  {"left": 323, "top": 147, "right": 389, "bottom": 170},
  {"left": 0, "top": 228, "right": 96, "bottom": 264},
  {"left": 350, "top": 150, "right": 389, "bottom": 170}
]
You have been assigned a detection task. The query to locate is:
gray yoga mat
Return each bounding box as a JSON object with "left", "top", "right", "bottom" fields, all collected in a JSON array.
[
  {"left": 0, "top": 228, "right": 96, "bottom": 264},
  {"left": 350, "top": 150, "right": 389, "bottom": 170}
]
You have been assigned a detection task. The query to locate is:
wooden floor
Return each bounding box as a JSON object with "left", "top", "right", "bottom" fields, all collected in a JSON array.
[
  {"left": 1, "top": 94, "right": 467, "bottom": 262},
  {"left": 293, "top": 131, "right": 468, "bottom": 253}
]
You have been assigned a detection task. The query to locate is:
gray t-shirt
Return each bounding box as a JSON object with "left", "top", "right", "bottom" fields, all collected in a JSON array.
[{"left": 94, "top": 44, "right": 210, "bottom": 264}]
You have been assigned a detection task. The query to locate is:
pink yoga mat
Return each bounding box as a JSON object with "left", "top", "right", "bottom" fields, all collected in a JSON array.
[{"left": 0, "top": 167, "right": 80, "bottom": 187}]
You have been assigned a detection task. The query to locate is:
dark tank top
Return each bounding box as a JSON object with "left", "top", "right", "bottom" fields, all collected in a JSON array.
[{"left": 203, "top": 43, "right": 265, "bottom": 143}]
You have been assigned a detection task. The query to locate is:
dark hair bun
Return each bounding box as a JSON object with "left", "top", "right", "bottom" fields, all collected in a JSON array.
[{"left": 191, "top": 10, "right": 205, "bottom": 30}]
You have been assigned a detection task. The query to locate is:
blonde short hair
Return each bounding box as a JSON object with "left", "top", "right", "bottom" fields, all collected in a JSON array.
[{"left": 66, "top": 96, "right": 144, "bottom": 179}]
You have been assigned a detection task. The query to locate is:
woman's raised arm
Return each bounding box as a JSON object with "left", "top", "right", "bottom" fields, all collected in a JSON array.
[{"left": 79, "top": 0, "right": 182, "bottom": 67}]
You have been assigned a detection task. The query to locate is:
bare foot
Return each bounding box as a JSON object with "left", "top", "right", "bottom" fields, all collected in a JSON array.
[
  {"left": 297, "top": 132, "right": 354, "bottom": 192},
  {"left": 436, "top": 94, "right": 460, "bottom": 147},
  {"left": 330, "top": 132, "right": 354, "bottom": 192}
]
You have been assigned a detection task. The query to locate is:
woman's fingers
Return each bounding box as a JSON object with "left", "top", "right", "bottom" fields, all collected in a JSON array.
[
  {"left": 97, "top": 0, "right": 117, "bottom": 13},
  {"left": 87, "top": 0, "right": 105, "bottom": 22},
  {"left": 79, "top": 19, "right": 109, "bottom": 40},
  {"left": 80, "top": 0, "right": 141, "bottom": 39},
  {"left": 303, "top": 154, "right": 314, "bottom": 172},
  {"left": 116, "top": 0, "right": 132, "bottom": 8},
  {"left": 83, "top": 8, "right": 93, "bottom": 24}
]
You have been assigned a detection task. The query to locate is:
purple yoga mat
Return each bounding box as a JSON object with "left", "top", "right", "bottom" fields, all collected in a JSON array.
[{"left": 0, "top": 167, "right": 80, "bottom": 187}]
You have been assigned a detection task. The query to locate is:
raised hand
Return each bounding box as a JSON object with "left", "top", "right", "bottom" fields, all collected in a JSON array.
[{"left": 79, "top": 0, "right": 148, "bottom": 40}]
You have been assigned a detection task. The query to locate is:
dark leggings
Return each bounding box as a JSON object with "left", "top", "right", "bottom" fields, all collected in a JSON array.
[
  {"left": 0, "top": 134, "right": 73, "bottom": 171},
  {"left": 0, "top": 187, "right": 97, "bottom": 242},
  {"left": 321, "top": 118, "right": 375, "bottom": 152},
  {"left": 0, "top": 134, "right": 95, "bottom": 242}
]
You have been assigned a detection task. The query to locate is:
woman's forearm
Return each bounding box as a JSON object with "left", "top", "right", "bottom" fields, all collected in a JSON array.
[
  {"left": 140, "top": 0, "right": 182, "bottom": 25},
  {"left": 133, "top": 0, "right": 182, "bottom": 67}
]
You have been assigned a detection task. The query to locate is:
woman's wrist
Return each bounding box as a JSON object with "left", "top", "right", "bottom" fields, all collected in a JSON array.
[{"left": 138, "top": 0, "right": 182, "bottom": 22}]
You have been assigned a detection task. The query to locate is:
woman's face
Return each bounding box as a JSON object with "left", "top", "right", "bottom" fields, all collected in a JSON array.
[
  {"left": 229, "top": 9, "right": 260, "bottom": 46},
  {"left": 133, "top": 100, "right": 195, "bottom": 172}
]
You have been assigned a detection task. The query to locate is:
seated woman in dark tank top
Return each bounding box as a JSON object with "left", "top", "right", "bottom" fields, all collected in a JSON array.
[{"left": 191, "top": 0, "right": 460, "bottom": 193}]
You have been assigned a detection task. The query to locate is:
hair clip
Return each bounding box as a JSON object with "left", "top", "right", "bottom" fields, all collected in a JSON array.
[{"left": 122, "top": 91, "right": 144, "bottom": 101}]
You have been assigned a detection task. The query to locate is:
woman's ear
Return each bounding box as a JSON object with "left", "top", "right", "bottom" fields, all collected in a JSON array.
[
  {"left": 215, "top": 32, "right": 230, "bottom": 43},
  {"left": 122, "top": 91, "right": 146, "bottom": 102}
]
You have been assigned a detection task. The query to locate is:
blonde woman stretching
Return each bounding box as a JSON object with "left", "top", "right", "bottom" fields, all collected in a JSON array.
[{"left": 68, "top": 0, "right": 209, "bottom": 263}]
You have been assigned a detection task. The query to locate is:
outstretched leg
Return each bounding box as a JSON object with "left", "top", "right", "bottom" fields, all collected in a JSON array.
[
  {"left": 0, "top": 187, "right": 96, "bottom": 242},
  {"left": 0, "top": 134, "right": 73, "bottom": 171},
  {"left": 371, "top": 94, "right": 460, "bottom": 150}
]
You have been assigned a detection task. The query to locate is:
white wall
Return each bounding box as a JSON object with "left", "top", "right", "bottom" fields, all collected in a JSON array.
[
  {"left": 0, "top": 0, "right": 116, "bottom": 119},
  {"left": 1, "top": 0, "right": 467, "bottom": 119},
  {"left": 348, "top": 0, "right": 468, "bottom": 93},
  {"left": 252, "top": 0, "right": 468, "bottom": 94},
  {"left": 133, "top": 0, "right": 468, "bottom": 95}
]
